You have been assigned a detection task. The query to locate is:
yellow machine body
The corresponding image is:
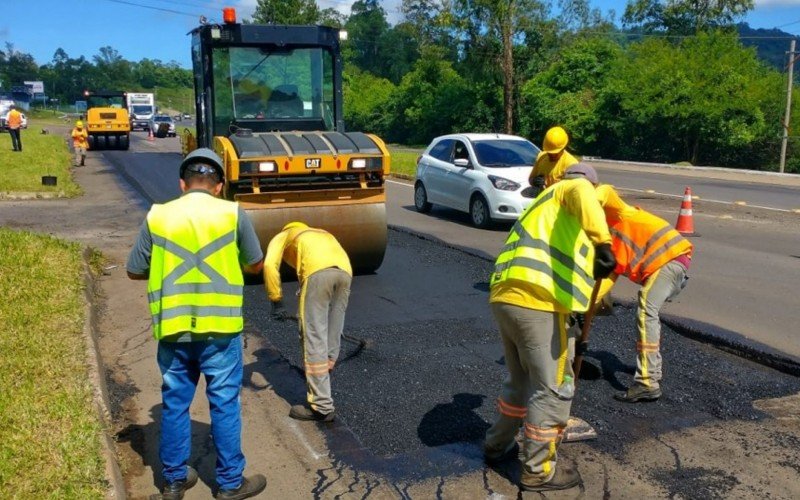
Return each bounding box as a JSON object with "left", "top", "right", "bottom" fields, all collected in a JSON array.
[{"left": 188, "top": 21, "right": 390, "bottom": 272}]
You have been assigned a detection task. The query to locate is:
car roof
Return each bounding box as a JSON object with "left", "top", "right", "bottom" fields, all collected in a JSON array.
[{"left": 432, "top": 133, "right": 531, "bottom": 142}]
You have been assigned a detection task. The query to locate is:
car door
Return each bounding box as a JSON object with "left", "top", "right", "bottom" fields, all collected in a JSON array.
[
  {"left": 419, "top": 139, "right": 455, "bottom": 206},
  {"left": 441, "top": 139, "right": 480, "bottom": 212}
]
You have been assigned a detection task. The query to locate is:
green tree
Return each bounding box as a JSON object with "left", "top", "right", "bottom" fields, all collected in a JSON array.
[
  {"left": 519, "top": 36, "right": 623, "bottom": 149},
  {"left": 345, "top": 0, "right": 390, "bottom": 74},
  {"left": 450, "top": 0, "right": 546, "bottom": 133},
  {"left": 599, "top": 31, "right": 775, "bottom": 165},
  {"left": 623, "top": 0, "right": 753, "bottom": 34},
  {"left": 384, "top": 49, "right": 472, "bottom": 143},
  {"left": 251, "top": 0, "right": 322, "bottom": 24},
  {"left": 343, "top": 66, "right": 395, "bottom": 135}
]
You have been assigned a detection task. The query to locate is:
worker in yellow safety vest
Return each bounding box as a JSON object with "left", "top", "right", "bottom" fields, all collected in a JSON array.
[
  {"left": 528, "top": 126, "right": 578, "bottom": 196},
  {"left": 264, "top": 222, "right": 353, "bottom": 422},
  {"left": 484, "top": 163, "right": 616, "bottom": 492},
  {"left": 126, "top": 148, "right": 267, "bottom": 500},
  {"left": 595, "top": 184, "right": 693, "bottom": 403}
]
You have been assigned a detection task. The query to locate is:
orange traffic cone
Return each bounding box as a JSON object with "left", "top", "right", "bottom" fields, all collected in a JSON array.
[
  {"left": 147, "top": 128, "right": 154, "bottom": 141},
  {"left": 675, "top": 186, "right": 695, "bottom": 235}
]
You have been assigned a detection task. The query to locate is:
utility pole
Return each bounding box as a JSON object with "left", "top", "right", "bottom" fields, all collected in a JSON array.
[{"left": 780, "top": 39, "right": 796, "bottom": 174}]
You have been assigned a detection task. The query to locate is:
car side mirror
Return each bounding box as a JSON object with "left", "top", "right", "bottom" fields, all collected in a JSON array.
[{"left": 454, "top": 158, "right": 470, "bottom": 168}]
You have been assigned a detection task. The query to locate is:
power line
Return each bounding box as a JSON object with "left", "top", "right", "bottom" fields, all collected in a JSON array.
[{"left": 99, "top": 0, "right": 201, "bottom": 18}]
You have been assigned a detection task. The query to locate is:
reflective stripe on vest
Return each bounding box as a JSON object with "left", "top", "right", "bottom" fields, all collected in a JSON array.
[
  {"left": 147, "top": 194, "right": 244, "bottom": 339},
  {"left": 610, "top": 211, "right": 692, "bottom": 284},
  {"left": 491, "top": 188, "right": 596, "bottom": 312}
]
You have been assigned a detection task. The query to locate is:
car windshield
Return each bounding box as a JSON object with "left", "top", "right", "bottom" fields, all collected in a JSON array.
[
  {"left": 473, "top": 139, "right": 539, "bottom": 167},
  {"left": 154, "top": 116, "right": 171, "bottom": 122},
  {"left": 132, "top": 106, "right": 152, "bottom": 114}
]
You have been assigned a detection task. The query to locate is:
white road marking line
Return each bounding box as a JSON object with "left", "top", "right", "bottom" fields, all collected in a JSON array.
[
  {"left": 287, "top": 420, "right": 324, "bottom": 460},
  {"left": 387, "top": 179, "right": 413, "bottom": 187},
  {"left": 618, "top": 187, "right": 790, "bottom": 213}
]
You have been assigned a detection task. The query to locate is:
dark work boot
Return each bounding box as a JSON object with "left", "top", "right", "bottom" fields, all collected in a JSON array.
[
  {"left": 484, "top": 442, "right": 519, "bottom": 465},
  {"left": 162, "top": 466, "right": 198, "bottom": 500},
  {"left": 520, "top": 465, "right": 582, "bottom": 492},
  {"left": 614, "top": 384, "right": 662, "bottom": 403},
  {"left": 216, "top": 474, "right": 267, "bottom": 500},
  {"left": 289, "top": 404, "right": 335, "bottom": 422}
]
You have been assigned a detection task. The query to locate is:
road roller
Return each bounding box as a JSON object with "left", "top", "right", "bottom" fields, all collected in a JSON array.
[
  {"left": 184, "top": 9, "right": 390, "bottom": 273},
  {"left": 83, "top": 90, "right": 130, "bottom": 150}
]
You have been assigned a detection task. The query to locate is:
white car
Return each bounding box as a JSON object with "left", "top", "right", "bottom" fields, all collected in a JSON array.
[{"left": 414, "top": 133, "right": 541, "bottom": 228}]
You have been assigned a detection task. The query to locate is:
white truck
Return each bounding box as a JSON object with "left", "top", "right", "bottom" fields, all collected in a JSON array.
[{"left": 127, "top": 92, "right": 155, "bottom": 131}]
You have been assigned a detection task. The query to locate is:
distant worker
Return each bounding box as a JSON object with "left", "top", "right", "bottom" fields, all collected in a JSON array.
[
  {"left": 484, "top": 164, "right": 616, "bottom": 492},
  {"left": 595, "top": 184, "right": 692, "bottom": 403},
  {"left": 6, "top": 105, "right": 23, "bottom": 152},
  {"left": 265, "top": 222, "right": 352, "bottom": 422},
  {"left": 71, "top": 120, "right": 88, "bottom": 167},
  {"left": 528, "top": 126, "right": 578, "bottom": 197},
  {"left": 126, "top": 148, "right": 267, "bottom": 500}
]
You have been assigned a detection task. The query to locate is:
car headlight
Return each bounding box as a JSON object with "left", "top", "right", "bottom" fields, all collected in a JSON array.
[{"left": 488, "top": 175, "right": 520, "bottom": 191}]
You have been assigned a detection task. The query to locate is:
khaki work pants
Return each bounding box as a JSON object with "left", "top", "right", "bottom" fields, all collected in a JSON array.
[
  {"left": 298, "top": 267, "right": 351, "bottom": 414},
  {"left": 74, "top": 146, "right": 86, "bottom": 166},
  {"left": 634, "top": 260, "right": 688, "bottom": 389},
  {"left": 484, "top": 302, "right": 574, "bottom": 484}
]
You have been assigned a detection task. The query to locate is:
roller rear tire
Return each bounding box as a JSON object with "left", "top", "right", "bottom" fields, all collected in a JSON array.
[
  {"left": 119, "top": 134, "right": 130, "bottom": 150},
  {"left": 96, "top": 135, "right": 107, "bottom": 150}
]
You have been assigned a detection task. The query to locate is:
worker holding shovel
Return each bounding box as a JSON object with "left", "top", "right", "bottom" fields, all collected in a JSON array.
[{"left": 483, "top": 164, "right": 616, "bottom": 492}]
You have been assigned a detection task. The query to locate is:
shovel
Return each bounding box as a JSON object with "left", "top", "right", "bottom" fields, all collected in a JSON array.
[{"left": 563, "top": 281, "right": 602, "bottom": 443}]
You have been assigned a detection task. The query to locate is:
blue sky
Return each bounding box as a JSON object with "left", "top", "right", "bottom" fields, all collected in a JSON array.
[{"left": 3, "top": 0, "right": 799, "bottom": 70}]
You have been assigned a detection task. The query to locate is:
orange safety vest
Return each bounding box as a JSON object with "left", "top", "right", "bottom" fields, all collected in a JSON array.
[
  {"left": 6, "top": 110, "right": 22, "bottom": 129},
  {"left": 72, "top": 128, "right": 88, "bottom": 148},
  {"left": 609, "top": 209, "right": 692, "bottom": 284}
]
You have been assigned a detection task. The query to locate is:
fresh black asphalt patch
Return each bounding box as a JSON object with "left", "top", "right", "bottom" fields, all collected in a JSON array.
[{"left": 243, "top": 229, "right": 800, "bottom": 488}]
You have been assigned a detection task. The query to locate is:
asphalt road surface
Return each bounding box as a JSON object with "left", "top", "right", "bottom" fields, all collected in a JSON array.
[
  {"left": 385, "top": 177, "right": 800, "bottom": 365},
  {"left": 101, "top": 133, "right": 800, "bottom": 497}
]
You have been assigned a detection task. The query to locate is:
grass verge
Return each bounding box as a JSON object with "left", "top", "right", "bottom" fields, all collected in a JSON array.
[
  {"left": 0, "top": 229, "right": 106, "bottom": 498},
  {"left": 388, "top": 146, "right": 423, "bottom": 178},
  {"left": 0, "top": 125, "right": 80, "bottom": 196}
]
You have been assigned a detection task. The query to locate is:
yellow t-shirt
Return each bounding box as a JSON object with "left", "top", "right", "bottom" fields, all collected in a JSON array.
[{"left": 529, "top": 150, "right": 578, "bottom": 188}]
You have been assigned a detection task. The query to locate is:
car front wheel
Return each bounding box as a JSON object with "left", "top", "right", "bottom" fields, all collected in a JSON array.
[
  {"left": 470, "top": 194, "right": 492, "bottom": 228},
  {"left": 414, "top": 182, "right": 432, "bottom": 213}
]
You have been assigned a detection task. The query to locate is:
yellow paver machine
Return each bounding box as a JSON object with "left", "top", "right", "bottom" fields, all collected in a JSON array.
[{"left": 183, "top": 9, "right": 390, "bottom": 272}]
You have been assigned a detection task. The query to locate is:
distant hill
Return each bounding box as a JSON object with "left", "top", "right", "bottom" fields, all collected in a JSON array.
[{"left": 737, "top": 22, "right": 799, "bottom": 80}]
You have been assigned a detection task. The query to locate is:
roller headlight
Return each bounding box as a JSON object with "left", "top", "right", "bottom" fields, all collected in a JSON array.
[
  {"left": 488, "top": 175, "right": 520, "bottom": 191},
  {"left": 348, "top": 157, "right": 383, "bottom": 170}
]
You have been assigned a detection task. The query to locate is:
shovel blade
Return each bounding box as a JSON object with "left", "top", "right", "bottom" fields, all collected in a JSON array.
[{"left": 563, "top": 417, "right": 598, "bottom": 443}]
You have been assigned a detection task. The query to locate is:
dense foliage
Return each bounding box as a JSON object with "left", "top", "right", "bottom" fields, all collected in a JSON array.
[{"left": 0, "top": 0, "right": 797, "bottom": 171}]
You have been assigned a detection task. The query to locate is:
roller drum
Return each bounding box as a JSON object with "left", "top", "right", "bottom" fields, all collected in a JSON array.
[{"left": 245, "top": 202, "right": 387, "bottom": 274}]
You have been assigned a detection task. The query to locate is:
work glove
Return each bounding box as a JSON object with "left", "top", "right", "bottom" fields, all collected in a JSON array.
[
  {"left": 593, "top": 243, "right": 617, "bottom": 280},
  {"left": 271, "top": 300, "right": 291, "bottom": 322}
]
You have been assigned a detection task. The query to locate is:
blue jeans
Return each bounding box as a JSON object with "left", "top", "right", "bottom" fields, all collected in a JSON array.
[{"left": 157, "top": 334, "right": 245, "bottom": 490}]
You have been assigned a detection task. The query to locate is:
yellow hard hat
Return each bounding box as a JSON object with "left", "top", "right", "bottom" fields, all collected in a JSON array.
[
  {"left": 76, "top": 120, "right": 84, "bottom": 128},
  {"left": 282, "top": 221, "right": 308, "bottom": 232},
  {"left": 543, "top": 126, "right": 569, "bottom": 154}
]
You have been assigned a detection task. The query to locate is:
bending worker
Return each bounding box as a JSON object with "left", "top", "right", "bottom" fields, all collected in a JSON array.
[
  {"left": 126, "top": 148, "right": 267, "bottom": 500},
  {"left": 528, "top": 126, "right": 578, "bottom": 196},
  {"left": 264, "top": 222, "right": 352, "bottom": 422},
  {"left": 484, "top": 164, "right": 616, "bottom": 492},
  {"left": 595, "top": 184, "right": 692, "bottom": 403},
  {"left": 71, "top": 120, "right": 88, "bottom": 167}
]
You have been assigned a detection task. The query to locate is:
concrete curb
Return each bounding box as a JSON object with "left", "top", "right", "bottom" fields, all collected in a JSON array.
[
  {"left": 0, "top": 191, "right": 66, "bottom": 200},
  {"left": 81, "top": 249, "right": 127, "bottom": 500},
  {"left": 389, "top": 173, "right": 415, "bottom": 181},
  {"left": 585, "top": 157, "right": 799, "bottom": 179}
]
